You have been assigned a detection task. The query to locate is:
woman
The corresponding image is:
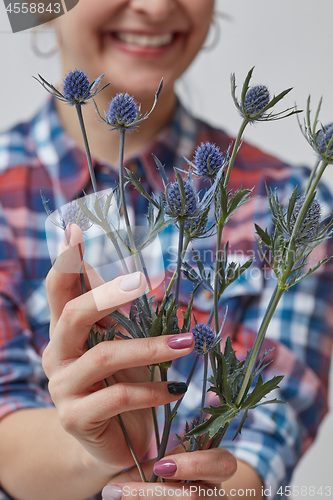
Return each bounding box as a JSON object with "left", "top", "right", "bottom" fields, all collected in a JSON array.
[{"left": 0, "top": 1, "right": 332, "bottom": 499}]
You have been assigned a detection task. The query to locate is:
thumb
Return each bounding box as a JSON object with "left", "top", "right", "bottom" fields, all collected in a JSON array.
[{"left": 46, "top": 223, "right": 85, "bottom": 323}]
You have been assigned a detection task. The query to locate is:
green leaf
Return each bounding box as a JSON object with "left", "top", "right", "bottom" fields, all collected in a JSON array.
[
  {"left": 241, "top": 374, "right": 284, "bottom": 410},
  {"left": 125, "top": 168, "right": 159, "bottom": 208},
  {"left": 240, "top": 67, "right": 255, "bottom": 107},
  {"left": 152, "top": 154, "right": 169, "bottom": 186},
  {"left": 227, "top": 188, "right": 252, "bottom": 216},
  {"left": 286, "top": 186, "right": 299, "bottom": 227},
  {"left": 255, "top": 224, "right": 271, "bottom": 247}
]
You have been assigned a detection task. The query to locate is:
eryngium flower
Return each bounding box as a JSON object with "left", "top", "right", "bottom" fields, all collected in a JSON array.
[
  {"left": 61, "top": 201, "right": 90, "bottom": 231},
  {"left": 194, "top": 142, "right": 224, "bottom": 178},
  {"left": 165, "top": 181, "right": 198, "bottom": 219},
  {"left": 192, "top": 323, "right": 216, "bottom": 354},
  {"left": 316, "top": 123, "right": 333, "bottom": 156},
  {"left": 107, "top": 93, "right": 140, "bottom": 129},
  {"left": 243, "top": 85, "right": 270, "bottom": 117},
  {"left": 290, "top": 196, "right": 321, "bottom": 241},
  {"left": 63, "top": 69, "right": 91, "bottom": 104}
]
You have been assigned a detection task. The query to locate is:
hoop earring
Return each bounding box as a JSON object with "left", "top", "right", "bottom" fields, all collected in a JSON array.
[
  {"left": 202, "top": 10, "right": 231, "bottom": 52},
  {"left": 31, "top": 27, "right": 59, "bottom": 58}
]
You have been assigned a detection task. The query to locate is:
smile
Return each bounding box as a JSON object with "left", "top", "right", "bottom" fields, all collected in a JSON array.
[{"left": 114, "top": 32, "right": 175, "bottom": 48}]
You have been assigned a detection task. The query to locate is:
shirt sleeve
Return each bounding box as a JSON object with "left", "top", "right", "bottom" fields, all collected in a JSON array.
[
  {"left": 0, "top": 199, "right": 53, "bottom": 421},
  {"left": 219, "top": 169, "right": 333, "bottom": 497}
]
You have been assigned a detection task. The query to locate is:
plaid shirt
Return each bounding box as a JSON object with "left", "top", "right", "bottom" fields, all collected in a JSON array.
[{"left": 0, "top": 98, "right": 332, "bottom": 500}]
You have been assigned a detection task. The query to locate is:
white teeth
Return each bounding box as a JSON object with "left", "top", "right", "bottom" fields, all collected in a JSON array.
[{"left": 116, "top": 32, "right": 173, "bottom": 47}]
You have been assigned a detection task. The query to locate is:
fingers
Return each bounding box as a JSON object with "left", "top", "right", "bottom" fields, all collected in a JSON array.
[
  {"left": 47, "top": 271, "right": 148, "bottom": 359},
  {"left": 61, "top": 333, "right": 194, "bottom": 391},
  {"left": 152, "top": 449, "right": 237, "bottom": 484},
  {"left": 59, "top": 381, "right": 188, "bottom": 428}
]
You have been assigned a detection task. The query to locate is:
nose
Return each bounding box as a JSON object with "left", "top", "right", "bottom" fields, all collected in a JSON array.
[{"left": 129, "top": 0, "right": 176, "bottom": 21}]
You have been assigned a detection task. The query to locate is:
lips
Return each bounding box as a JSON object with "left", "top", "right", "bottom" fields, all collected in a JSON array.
[{"left": 114, "top": 32, "right": 174, "bottom": 48}]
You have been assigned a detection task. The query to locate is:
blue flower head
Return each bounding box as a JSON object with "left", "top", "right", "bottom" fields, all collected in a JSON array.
[
  {"left": 194, "top": 142, "right": 225, "bottom": 178},
  {"left": 290, "top": 196, "right": 321, "bottom": 241},
  {"left": 63, "top": 69, "right": 91, "bottom": 104},
  {"left": 165, "top": 180, "right": 198, "bottom": 219},
  {"left": 61, "top": 201, "right": 90, "bottom": 232},
  {"left": 243, "top": 85, "right": 270, "bottom": 117},
  {"left": 192, "top": 323, "right": 216, "bottom": 355},
  {"left": 316, "top": 123, "right": 333, "bottom": 157},
  {"left": 107, "top": 93, "right": 140, "bottom": 129}
]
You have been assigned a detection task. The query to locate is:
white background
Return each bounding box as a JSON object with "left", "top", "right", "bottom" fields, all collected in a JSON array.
[{"left": 0, "top": 0, "right": 332, "bottom": 495}]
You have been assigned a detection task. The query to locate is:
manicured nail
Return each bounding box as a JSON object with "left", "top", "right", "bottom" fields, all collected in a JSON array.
[
  {"left": 153, "top": 459, "right": 177, "bottom": 477},
  {"left": 64, "top": 223, "right": 72, "bottom": 246},
  {"left": 120, "top": 272, "right": 142, "bottom": 291},
  {"left": 102, "top": 485, "right": 122, "bottom": 500},
  {"left": 167, "top": 382, "right": 188, "bottom": 395},
  {"left": 167, "top": 332, "right": 193, "bottom": 349}
]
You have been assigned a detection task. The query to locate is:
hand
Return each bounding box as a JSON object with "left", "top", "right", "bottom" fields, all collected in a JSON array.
[
  {"left": 42, "top": 224, "right": 194, "bottom": 475},
  {"left": 102, "top": 447, "right": 237, "bottom": 499}
]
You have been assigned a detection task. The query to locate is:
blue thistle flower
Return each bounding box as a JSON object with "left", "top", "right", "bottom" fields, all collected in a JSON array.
[
  {"left": 243, "top": 85, "right": 270, "bottom": 117},
  {"left": 192, "top": 323, "right": 217, "bottom": 355},
  {"left": 316, "top": 123, "right": 333, "bottom": 157},
  {"left": 185, "top": 215, "right": 208, "bottom": 235},
  {"left": 63, "top": 69, "right": 91, "bottom": 104},
  {"left": 165, "top": 180, "right": 198, "bottom": 219},
  {"left": 194, "top": 142, "right": 225, "bottom": 178},
  {"left": 107, "top": 93, "right": 140, "bottom": 129},
  {"left": 290, "top": 196, "right": 321, "bottom": 241},
  {"left": 35, "top": 71, "right": 109, "bottom": 106},
  {"left": 61, "top": 201, "right": 90, "bottom": 232}
]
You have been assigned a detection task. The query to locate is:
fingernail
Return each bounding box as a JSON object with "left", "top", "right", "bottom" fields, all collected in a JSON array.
[
  {"left": 167, "top": 332, "right": 193, "bottom": 349},
  {"left": 64, "top": 223, "right": 72, "bottom": 246},
  {"left": 153, "top": 459, "right": 177, "bottom": 477},
  {"left": 167, "top": 382, "right": 188, "bottom": 395},
  {"left": 102, "top": 485, "right": 122, "bottom": 500},
  {"left": 120, "top": 272, "right": 142, "bottom": 291}
]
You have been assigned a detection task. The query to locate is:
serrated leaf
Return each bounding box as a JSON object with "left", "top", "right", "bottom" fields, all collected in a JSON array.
[
  {"left": 255, "top": 224, "right": 271, "bottom": 246},
  {"left": 125, "top": 168, "right": 159, "bottom": 208},
  {"left": 286, "top": 186, "right": 299, "bottom": 227},
  {"left": 241, "top": 375, "right": 284, "bottom": 410}
]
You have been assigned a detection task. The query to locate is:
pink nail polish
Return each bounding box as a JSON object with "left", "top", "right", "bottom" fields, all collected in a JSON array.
[
  {"left": 167, "top": 332, "right": 193, "bottom": 349},
  {"left": 153, "top": 459, "right": 177, "bottom": 477}
]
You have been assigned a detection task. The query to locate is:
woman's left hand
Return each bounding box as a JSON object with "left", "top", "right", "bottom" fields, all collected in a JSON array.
[{"left": 102, "top": 448, "right": 237, "bottom": 499}]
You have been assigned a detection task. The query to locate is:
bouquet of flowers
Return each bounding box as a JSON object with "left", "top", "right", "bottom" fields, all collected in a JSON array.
[{"left": 35, "top": 67, "right": 333, "bottom": 482}]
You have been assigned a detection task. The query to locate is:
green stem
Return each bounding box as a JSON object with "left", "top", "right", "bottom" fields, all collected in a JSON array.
[
  {"left": 213, "top": 222, "right": 223, "bottom": 334},
  {"left": 304, "top": 159, "right": 320, "bottom": 196},
  {"left": 75, "top": 104, "right": 98, "bottom": 194},
  {"left": 159, "top": 234, "right": 190, "bottom": 313},
  {"left": 235, "top": 160, "right": 329, "bottom": 409},
  {"left": 199, "top": 353, "right": 209, "bottom": 425},
  {"left": 284, "top": 160, "right": 328, "bottom": 276},
  {"left": 171, "top": 354, "right": 199, "bottom": 419},
  {"left": 174, "top": 222, "right": 185, "bottom": 305},
  {"left": 224, "top": 119, "right": 248, "bottom": 187},
  {"left": 118, "top": 129, "right": 141, "bottom": 272},
  {"left": 117, "top": 414, "right": 147, "bottom": 483},
  {"left": 235, "top": 284, "right": 284, "bottom": 407},
  {"left": 150, "top": 368, "right": 171, "bottom": 483},
  {"left": 150, "top": 366, "right": 160, "bottom": 454},
  {"left": 118, "top": 130, "right": 151, "bottom": 322},
  {"left": 209, "top": 423, "right": 230, "bottom": 449}
]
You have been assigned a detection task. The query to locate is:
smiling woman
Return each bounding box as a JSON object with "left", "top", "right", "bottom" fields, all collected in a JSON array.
[{"left": 0, "top": 1, "right": 332, "bottom": 500}]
